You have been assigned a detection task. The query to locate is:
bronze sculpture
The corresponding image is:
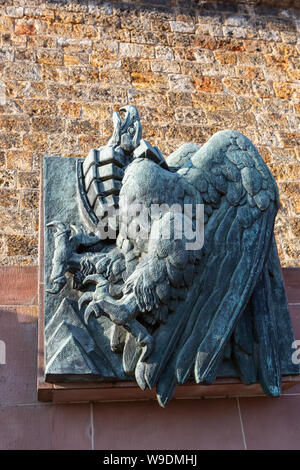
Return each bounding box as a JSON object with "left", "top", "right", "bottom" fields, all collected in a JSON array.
[{"left": 44, "top": 105, "right": 299, "bottom": 406}]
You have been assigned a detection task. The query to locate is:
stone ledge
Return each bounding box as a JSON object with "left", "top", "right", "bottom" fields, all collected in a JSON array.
[{"left": 37, "top": 375, "right": 300, "bottom": 404}]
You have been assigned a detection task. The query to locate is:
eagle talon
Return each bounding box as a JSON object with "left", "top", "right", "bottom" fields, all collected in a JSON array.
[
  {"left": 98, "top": 295, "right": 137, "bottom": 326},
  {"left": 139, "top": 338, "right": 153, "bottom": 363},
  {"left": 84, "top": 302, "right": 102, "bottom": 325},
  {"left": 83, "top": 274, "right": 108, "bottom": 286}
]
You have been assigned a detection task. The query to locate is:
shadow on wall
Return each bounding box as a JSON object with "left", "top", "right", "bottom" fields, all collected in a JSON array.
[
  {"left": 42, "top": 0, "right": 300, "bottom": 15},
  {"left": 39, "top": 0, "right": 299, "bottom": 48}
]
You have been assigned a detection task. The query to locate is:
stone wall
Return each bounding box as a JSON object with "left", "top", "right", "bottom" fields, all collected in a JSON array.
[{"left": 0, "top": 0, "right": 299, "bottom": 266}]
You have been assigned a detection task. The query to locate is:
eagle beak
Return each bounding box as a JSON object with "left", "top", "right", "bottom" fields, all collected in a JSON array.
[{"left": 119, "top": 106, "right": 130, "bottom": 130}]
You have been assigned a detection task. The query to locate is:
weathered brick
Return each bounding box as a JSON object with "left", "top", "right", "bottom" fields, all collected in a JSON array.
[
  {"left": 46, "top": 22, "right": 73, "bottom": 37},
  {"left": 265, "top": 54, "right": 291, "bottom": 72},
  {"left": 20, "top": 189, "right": 39, "bottom": 210},
  {"left": 47, "top": 84, "right": 89, "bottom": 101},
  {"left": 119, "top": 43, "right": 155, "bottom": 59},
  {"left": 223, "top": 78, "right": 252, "bottom": 95},
  {"left": 252, "top": 80, "right": 274, "bottom": 98},
  {"left": 174, "top": 47, "right": 196, "bottom": 61},
  {"left": 0, "top": 116, "right": 29, "bottom": 132},
  {"left": 64, "top": 54, "right": 88, "bottom": 66},
  {"left": 4, "top": 63, "right": 40, "bottom": 81},
  {"left": 23, "top": 133, "right": 48, "bottom": 152},
  {"left": 66, "top": 119, "right": 99, "bottom": 135},
  {"left": 0, "top": 0, "right": 298, "bottom": 267},
  {"left": 150, "top": 18, "right": 172, "bottom": 32},
  {"left": 23, "top": 99, "right": 58, "bottom": 117},
  {"left": 0, "top": 152, "right": 5, "bottom": 168},
  {"left": 223, "top": 26, "right": 250, "bottom": 39},
  {"left": 48, "top": 134, "right": 79, "bottom": 155},
  {"left": 269, "top": 163, "right": 294, "bottom": 183},
  {"left": 192, "top": 92, "right": 235, "bottom": 111},
  {"left": 155, "top": 45, "right": 174, "bottom": 60},
  {"left": 79, "top": 135, "right": 100, "bottom": 154},
  {"left": 214, "top": 50, "right": 237, "bottom": 64},
  {"left": 89, "top": 87, "right": 128, "bottom": 103},
  {"left": 280, "top": 31, "right": 298, "bottom": 44},
  {"left": 120, "top": 59, "right": 150, "bottom": 73},
  {"left": 167, "top": 32, "right": 191, "bottom": 47},
  {"left": 0, "top": 132, "right": 22, "bottom": 149},
  {"left": 55, "top": 11, "right": 84, "bottom": 24},
  {"left": 138, "top": 105, "right": 174, "bottom": 123},
  {"left": 7, "top": 150, "right": 32, "bottom": 171},
  {"left": 81, "top": 104, "right": 110, "bottom": 120},
  {"left": 5, "top": 81, "right": 47, "bottom": 99},
  {"left": 167, "top": 91, "right": 193, "bottom": 107},
  {"left": 14, "top": 48, "right": 36, "bottom": 62},
  {"left": 72, "top": 24, "right": 98, "bottom": 38},
  {"left": 194, "top": 76, "right": 223, "bottom": 93},
  {"left": 0, "top": 170, "right": 16, "bottom": 189},
  {"left": 128, "top": 88, "right": 168, "bottom": 107},
  {"left": 150, "top": 60, "right": 181, "bottom": 74},
  {"left": 169, "top": 74, "right": 194, "bottom": 91},
  {"left": 133, "top": 71, "right": 168, "bottom": 90},
  {"left": 291, "top": 199, "right": 300, "bottom": 215},
  {"left": 189, "top": 35, "right": 215, "bottom": 50},
  {"left": 58, "top": 102, "right": 81, "bottom": 118},
  {"left": 287, "top": 68, "right": 300, "bottom": 81},
  {"left": 24, "top": 7, "right": 55, "bottom": 22},
  {"left": 273, "top": 81, "right": 294, "bottom": 99},
  {"left": 237, "top": 52, "right": 266, "bottom": 66},
  {"left": 15, "top": 20, "right": 35, "bottom": 35},
  {"left": 0, "top": 209, "right": 33, "bottom": 236},
  {"left": 17, "top": 171, "right": 39, "bottom": 189},
  {"left": 291, "top": 218, "right": 300, "bottom": 238},
  {"left": 58, "top": 38, "right": 93, "bottom": 53},
  {"left": 31, "top": 117, "right": 64, "bottom": 133},
  {"left": 174, "top": 107, "right": 205, "bottom": 122},
  {"left": 235, "top": 66, "right": 264, "bottom": 81},
  {"left": 170, "top": 21, "right": 195, "bottom": 33},
  {"left": 99, "top": 70, "right": 131, "bottom": 87},
  {"left": 278, "top": 131, "right": 300, "bottom": 148},
  {"left": 0, "top": 189, "right": 19, "bottom": 209},
  {"left": 6, "top": 234, "right": 38, "bottom": 256},
  {"left": 37, "top": 49, "right": 63, "bottom": 65},
  {"left": 243, "top": 39, "right": 272, "bottom": 54},
  {"left": 68, "top": 66, "right": 98, "bottom": 83},
  {"left": 41, "top": 65, "right": 69, "bottom": 82},
  {"left": 6, "top": 6, "right": 24, "bottom": 18},
  {"left": 130, "top": 30, "right": 164, "bottom": 45}
]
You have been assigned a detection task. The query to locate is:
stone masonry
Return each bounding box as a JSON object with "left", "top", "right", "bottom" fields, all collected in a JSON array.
[{"left": 0, "top": 0, "right": 299, "bottom": 266}]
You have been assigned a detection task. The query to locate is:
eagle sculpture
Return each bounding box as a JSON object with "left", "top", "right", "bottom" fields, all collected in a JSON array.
[{"left": 46, "top": 105, "right": 297, "bottom": 406}]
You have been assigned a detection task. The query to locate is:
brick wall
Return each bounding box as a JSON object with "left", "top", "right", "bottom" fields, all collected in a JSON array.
[{"left": 0, "top": 0, "right": 299, "bottom": 266}]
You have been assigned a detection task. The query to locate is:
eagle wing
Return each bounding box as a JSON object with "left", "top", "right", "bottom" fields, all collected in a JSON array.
[{"left": 137, "top": 130, "right": 280, "bottom": 405}]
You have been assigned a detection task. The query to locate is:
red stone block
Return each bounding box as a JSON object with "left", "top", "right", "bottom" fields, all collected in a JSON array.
[
  {"left": 282, "top": 268, "right": 300, "bottom": 304},
  {"left": 239, "top": 396, "right": 300, "bottom": 450},
  {"left": 0, "top": 306, "right": 38, "bottom": 405},
  {"left": 0, "top": 267, "right": 38, "bottom": 306},
  {"left": 0, "top": 403, "right": 91, "bottom": 450},
  {"left": 285, "top": 305, "right": 300, "bottom": 394},
  {"left": 290, "top": 305, "right": 300, "bottom": 340},
  {"left": 93, "top": 398, "right": 244, "bottom": 450}
]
